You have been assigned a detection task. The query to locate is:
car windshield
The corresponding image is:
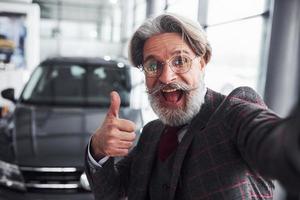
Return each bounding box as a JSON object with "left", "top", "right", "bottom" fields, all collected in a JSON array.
[{"left": 20, "top": 62, "right": 131, "bottom": 107}]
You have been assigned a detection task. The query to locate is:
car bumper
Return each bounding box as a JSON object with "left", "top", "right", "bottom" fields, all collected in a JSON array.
[{"left": 0, "top": 187, "right": 94, "bottom": 200}]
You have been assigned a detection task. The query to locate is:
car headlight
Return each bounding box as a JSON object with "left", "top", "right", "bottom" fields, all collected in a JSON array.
[{"left": 0, "top": 160, "right": 26, "bottom": 191}]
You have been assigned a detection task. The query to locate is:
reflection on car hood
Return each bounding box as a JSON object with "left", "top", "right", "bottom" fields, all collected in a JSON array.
[{"left": 13, "top": 104, "right": 142, "bottom": 167}]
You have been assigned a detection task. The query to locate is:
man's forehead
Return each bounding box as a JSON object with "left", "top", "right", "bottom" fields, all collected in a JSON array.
[
  {"left": 143, "top": 33, "right": 193, "bottom": 58},
  {"left": 144, "top": 33, "right": 185, "bottom": 50}
]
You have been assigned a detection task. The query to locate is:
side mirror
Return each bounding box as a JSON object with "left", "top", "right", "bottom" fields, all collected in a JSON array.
[{"left": 1, "top": 88, "right": 16, "bottom": 103}]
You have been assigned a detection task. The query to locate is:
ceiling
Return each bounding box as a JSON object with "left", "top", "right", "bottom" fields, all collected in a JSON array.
[{"left": 32, "top": 0, "right": 120, "bottom": 22}]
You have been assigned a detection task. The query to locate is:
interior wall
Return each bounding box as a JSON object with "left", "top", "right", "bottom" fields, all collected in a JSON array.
[{"left": 40, "top": 38, "right": 122, "bottom": 61}]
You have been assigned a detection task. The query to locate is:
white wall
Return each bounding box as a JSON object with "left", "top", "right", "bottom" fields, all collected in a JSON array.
[
  {"left": 40, "top": 38, "right": 122, "bottom": 61},
  {"left": 0, "top": 2, "right": 40, "bottom": 105},
  {"left": 39, "top": 19, "right": 123, "bottom": 60}
]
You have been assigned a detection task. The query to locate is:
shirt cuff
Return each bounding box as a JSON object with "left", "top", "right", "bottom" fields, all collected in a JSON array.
[{"left": 87, "top": 136, "right": 110, "bottom": 167}]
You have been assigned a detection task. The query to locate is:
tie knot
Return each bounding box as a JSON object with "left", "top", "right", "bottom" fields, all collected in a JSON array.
[
  {"left": 165, "top": 123, "right": 187, "bottom": 133},
  {"left": 165, "top": 125, "right": 184, "bottom": 134}
]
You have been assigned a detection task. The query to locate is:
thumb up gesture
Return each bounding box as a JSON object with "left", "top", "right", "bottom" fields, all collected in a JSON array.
[{"left": 91, "top": 91, "right": 136, "bottom": 160}]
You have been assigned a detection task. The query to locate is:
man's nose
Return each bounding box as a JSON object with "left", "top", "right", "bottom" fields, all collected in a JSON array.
[{"left": 158, "top": 64, "right": 177, "bottom": 84}]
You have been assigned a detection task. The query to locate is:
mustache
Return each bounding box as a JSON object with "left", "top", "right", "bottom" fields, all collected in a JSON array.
[{"left": 146, "top": 82, "right": 198, "bottom": 95}]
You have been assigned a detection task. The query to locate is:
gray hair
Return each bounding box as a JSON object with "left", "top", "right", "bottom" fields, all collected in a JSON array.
[{"left": 128, "top": 13, "right": 212, "bottom": 68}]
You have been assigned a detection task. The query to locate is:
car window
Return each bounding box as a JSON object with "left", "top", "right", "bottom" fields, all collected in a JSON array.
[
  {"left": 22, "top": 67, "right": 44, "bottom": 100},
  {"left": 20, "top": 62, "right": 130, "bottom": 107}
]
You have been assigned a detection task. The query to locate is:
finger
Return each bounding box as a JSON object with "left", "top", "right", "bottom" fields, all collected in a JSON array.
[
  {"left": 107, "top": 91, "right": 120, "bottom": 118},
  {"left": 116, "top": 141, "right": 134, "bottom": 149},
  {"left": 114, "top": 149, "right": 129, "bottom": 157},
  {"left": 106, "top": 148, "right": 129, "bottom": 157},
  {"left": 115, "top": 119, "right": 136, "bottom": 132},
  {"left": 117, "top": 131, "right": 136, "bottom": 141}
]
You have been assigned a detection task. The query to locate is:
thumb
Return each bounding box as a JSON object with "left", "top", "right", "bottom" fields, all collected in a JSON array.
[{"left": 107, "top": 91, "right": 120, "bottom": 118}]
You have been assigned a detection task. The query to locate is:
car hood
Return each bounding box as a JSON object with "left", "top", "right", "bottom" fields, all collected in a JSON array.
[{"left": 13, "top": 104, "right": 142, "bottom": 167}]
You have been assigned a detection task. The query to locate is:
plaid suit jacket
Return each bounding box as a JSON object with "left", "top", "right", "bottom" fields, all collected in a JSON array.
[{"left": 85, "top": 87, "right": 285, "bottom": 200}]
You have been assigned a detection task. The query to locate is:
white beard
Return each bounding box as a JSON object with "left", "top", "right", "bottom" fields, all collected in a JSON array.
[{"left": 148, "top": 72, "right": 206, "bottom": 126}]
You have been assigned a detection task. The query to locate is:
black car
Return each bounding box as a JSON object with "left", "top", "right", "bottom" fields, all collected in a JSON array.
[{"left": 0, "top": 57, "right": 144, "bottom": 199}]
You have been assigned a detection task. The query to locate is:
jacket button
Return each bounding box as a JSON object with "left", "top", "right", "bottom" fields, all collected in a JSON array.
[{"left": 162, "top": 184, "right": 170, "bottom": 191}]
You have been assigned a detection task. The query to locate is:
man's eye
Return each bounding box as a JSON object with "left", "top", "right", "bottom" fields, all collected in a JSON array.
[
  {"left": 173, "top": 56, "right": 188, "bottom": 67},
  {"left": 145, "top": 60, "right": 159, "bottom": 72},
  {"left": 148, "top": 62, "right": 158, "bottom": 71}
]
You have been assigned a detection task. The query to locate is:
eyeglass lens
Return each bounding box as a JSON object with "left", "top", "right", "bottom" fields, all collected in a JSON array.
[{"left": 143, "top": 55, "right": 192, "bottom": 77}]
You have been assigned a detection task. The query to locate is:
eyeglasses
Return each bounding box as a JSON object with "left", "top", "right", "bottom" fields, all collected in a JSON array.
[{"left": 141, "top": 54, "right": 198, "bottom": 77}]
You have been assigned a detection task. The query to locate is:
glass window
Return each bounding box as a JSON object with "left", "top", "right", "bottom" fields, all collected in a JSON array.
[
  {"left": 207, "top": 0, "right": 267, "bottom": 24},
  {"left": 22, "top": 67, "right": 43, "bottom": 100},
  {"left": 204, "top": 0, "right": 270, "bottom": 94},
  {"left": 21, "top": 62, "right": 131, "bottom": 107},
  {"left": 38, "top": 1, "right": 122, "bottom": 42},
  {"left": 166, "top": 0, "right": 199, "bottom": 20},
  {"left": 134, "top": 0, "right": 147, "bottom": 29}
]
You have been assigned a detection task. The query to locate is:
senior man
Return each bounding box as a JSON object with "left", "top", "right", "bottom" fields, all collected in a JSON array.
[{"left": 85, "top": 13, "right": 300, "bottom": 200}]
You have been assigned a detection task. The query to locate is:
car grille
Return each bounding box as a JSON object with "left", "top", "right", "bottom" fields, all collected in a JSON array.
[{"left": 20, "top": 166, "right": 89, "bottom": 193}]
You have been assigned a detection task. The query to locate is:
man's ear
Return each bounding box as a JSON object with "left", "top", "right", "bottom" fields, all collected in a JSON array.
[{"left": 200, "top": 57, "right": 206, "bottom": 70}]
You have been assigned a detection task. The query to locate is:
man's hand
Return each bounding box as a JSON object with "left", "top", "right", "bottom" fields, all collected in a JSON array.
[{"left": 90, "top": 91, "right": 136, "bottom": 160}]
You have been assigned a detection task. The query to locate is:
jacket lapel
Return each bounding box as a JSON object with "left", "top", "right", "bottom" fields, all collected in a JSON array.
[
  {"left": 168, "top": 89, "right": 222, "bottom": 200},
  {"left": 130, "top": 120, "right": 165, "bottom": 200}
]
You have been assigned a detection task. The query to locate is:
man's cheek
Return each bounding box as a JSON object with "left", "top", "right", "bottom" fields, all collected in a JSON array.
[{"left": 145, "top": 79, "right": 156, "bottom": 90}]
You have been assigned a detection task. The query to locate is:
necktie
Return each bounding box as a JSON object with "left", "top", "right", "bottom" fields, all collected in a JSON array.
[{"left": 158, "top": 125, "right": 184, "bottom": 162}]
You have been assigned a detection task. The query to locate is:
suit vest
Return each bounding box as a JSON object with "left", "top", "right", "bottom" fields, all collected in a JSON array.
[{"left": 148, "top": 150, "right": 176, "bottom": 200}]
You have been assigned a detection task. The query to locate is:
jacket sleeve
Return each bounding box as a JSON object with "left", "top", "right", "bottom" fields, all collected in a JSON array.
[
  {"left": 84, "top": 143, "right": 138, "bottom": 200},
  {"left": 84, "top": 119, "right": 160, "bottom": 200},
  {"left": 220, "top": 87, "right": 300, "bottom": 193}
]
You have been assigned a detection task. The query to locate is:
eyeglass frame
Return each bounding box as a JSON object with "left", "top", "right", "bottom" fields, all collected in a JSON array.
[{"left": 140, "top": 54, "right": 200, "bottom": 78}]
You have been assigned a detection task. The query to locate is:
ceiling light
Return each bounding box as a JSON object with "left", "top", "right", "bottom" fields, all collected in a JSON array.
[
  {"left": 104, "top": 56, "right": 111, "bottom": 61},
  {"left": 109, "top": 0, "right": 118, "bottom": 4},
  {"left": 117, "top": 62, "right": 125, "bottom": 68}
]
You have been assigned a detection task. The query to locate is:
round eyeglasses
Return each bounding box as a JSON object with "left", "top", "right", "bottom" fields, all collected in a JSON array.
[{"left": 141, "top": 54, "right": 198, "bottom": 77}]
